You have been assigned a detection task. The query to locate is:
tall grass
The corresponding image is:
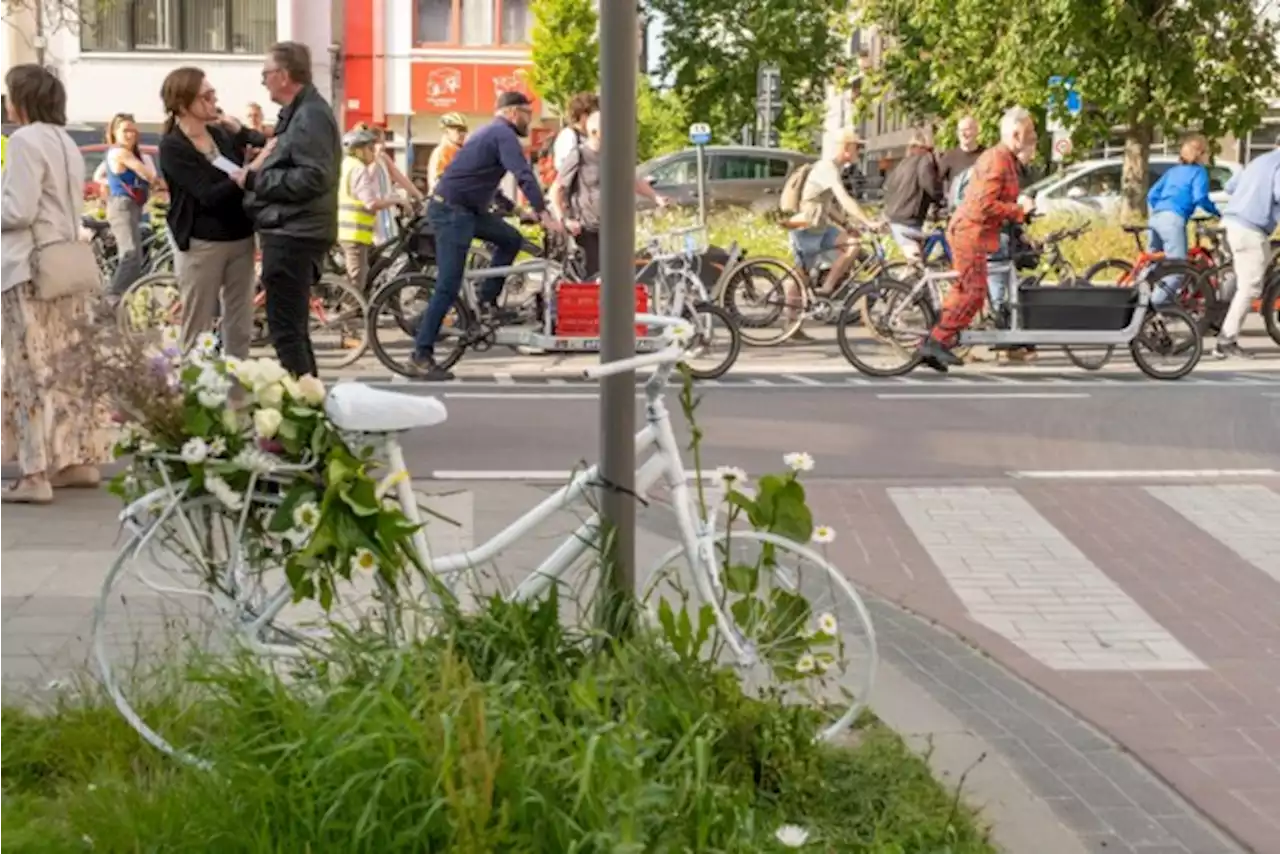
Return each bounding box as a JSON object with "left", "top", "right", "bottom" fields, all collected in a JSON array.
[{"left": 2, "top": 591, "right": 996, "bottom": 853}]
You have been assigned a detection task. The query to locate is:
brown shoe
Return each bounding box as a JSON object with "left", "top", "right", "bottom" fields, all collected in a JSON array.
[
  {"left": 50, "top": 465, "right": 102, "bottom": 489},
  {"left": 2, "top": 478, "right": 54, "bottom": 504}
]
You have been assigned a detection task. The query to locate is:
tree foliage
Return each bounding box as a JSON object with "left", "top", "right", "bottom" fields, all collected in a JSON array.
[
  {"left": 636, "top": 80, "right": 691, "bottom": 162},
  {"left": 856, "top": 0, "right": 1279, "bottom": 216},
  {"left": 646, "top": 0, "right": 853, "bottom": 146},
  {"left": 528, "top": 0, "right": 600, "bottom": 116}
]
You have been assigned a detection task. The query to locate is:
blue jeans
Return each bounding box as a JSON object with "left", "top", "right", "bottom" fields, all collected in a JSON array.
[
  {"left": 1147, "top": 210, "right": 1187, "bottom": 306},
  {"left": 413, "top": 199, "right": 522, "bottom": 356},
  {"left": 987, "top": 231, "right": 1012, "bottom": 309}
]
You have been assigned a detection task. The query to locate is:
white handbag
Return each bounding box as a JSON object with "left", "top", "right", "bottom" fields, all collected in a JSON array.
[{"left": 30, "top": 132, "right": 100, "bottom": 301}]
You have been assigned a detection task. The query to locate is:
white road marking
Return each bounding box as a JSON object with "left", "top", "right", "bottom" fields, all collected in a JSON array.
[
  {"left": 782, "top": 373, "right": 822, "bottom": 386},
  {"left": 888, "top": 486, "right": 1205, "bottom": 671},
  {"left": 442, "top": 392, "right": 605, "bottom": 401},
  {"left": 494, "top": 372, "right": 515, "bottom": 385},
  {"left": 877, "top": 392, "right": 1090, "bottom": 400},
  {"left": 1012, "top": 469, "right": 1280, "bottom": 480},
  {"left": 1145, "top": 485, "right": 1280, "bottom": 583},
  {"left": 431, "top": 470, "right": 578, "bottom": 481}
]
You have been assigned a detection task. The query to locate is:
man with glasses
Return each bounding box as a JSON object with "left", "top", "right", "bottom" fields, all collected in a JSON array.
[
  {"left": 410, "top": 91, "right": 561, "bottom": 381},
  {"left": 237, "top": 40, "right": 340, "bottom": 378}
]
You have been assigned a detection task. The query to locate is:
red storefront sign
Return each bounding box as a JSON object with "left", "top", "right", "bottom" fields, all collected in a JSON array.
[{"left": 410, "top": 63, "right": 539, "bottom": 115}]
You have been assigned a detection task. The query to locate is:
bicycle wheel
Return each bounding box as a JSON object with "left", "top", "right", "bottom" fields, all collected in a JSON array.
[
  {"left": 368, "top": 272, "right": 476, "bottom": 377},
  {"left": 642, "top": 529, "right": 877, "bottom": 743},
  {"left": 1264, "top": 271, "right": 1280, "bottom": 347},
  {"left": 835, "top": 276, "right": 936, "bottom": 377},
  {"left": 1129, "top": 304, "right": 1203, "bottom": 380},
  {"left": 310, "top": 275, "right": 369, "bottom": 369},
  {"left": 680, "top": 302, "right": 741, "bottom": 380},
  {"left": 716, "top": 257, "right": 804, "bottom": 347},
  {"left": 1062, "top": 346, "right": 1115, "bottom": 371},
  {"left": 95, "top": 492, "right": 399, "bottom": 767},
  {"left": 1145, "top": 259, "right": 1218, "bottom": 335},
  {"left": 117, "top": 271, "right": 182, "bottom": 335},
  {"left": 1081, "top": 258, "right": 1134, "bottom": 286}
]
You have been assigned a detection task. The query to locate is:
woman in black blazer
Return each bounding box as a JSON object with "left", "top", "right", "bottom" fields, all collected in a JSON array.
[{"left": 158, "top": 66, "right": 272, "bottom": 359}]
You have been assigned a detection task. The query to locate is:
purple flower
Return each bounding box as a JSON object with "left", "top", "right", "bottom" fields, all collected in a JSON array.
[
  {"left": 148, "top": 354, "right": 172, "bottom": 378},
  {"left": 258, "top": 438, "right": 285, "bottom": 454},
  {"left": 162, "top": 346, "right": 182, "bottom": 360}
]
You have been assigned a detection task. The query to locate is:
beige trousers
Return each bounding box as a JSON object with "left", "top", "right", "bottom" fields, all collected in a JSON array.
[{"left": 178, "top": 237, "right": 257, "bottom": 359}]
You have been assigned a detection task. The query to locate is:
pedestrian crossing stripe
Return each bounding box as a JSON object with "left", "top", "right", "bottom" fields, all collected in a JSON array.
[{"left": 345, "top": 370, "right": 1280, "bottom": 389}]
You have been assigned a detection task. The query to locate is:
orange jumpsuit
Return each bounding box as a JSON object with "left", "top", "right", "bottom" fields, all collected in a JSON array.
[{"left": 932, "top": 146, "right": 1026, "bottom": 347}]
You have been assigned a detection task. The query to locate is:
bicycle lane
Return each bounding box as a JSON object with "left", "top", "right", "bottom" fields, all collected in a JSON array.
[{"left": 808, "top": 479, "right": 1280, "bottom": 854}]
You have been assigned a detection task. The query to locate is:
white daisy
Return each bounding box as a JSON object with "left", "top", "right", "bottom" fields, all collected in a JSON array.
[
  {"left": 292, "top": 500, "right": 321, "bottom": 532},
  {"left": 665, "top": 322, "right": 695, "bottom": 346},
  {"left": 796, "top": 653, "right": 816, "bottom": 674},
  {"left": 232, "top": 447, "right": 281, "bottom": 474},
  {"left": 193, "top": 332, "right": 219, "bottom": 355},
  {"left": 713, "top": 465, "right": 749, "bottom": 492},
  {"left": 783, "top": 451, "right": 815, "bottom": 472},
  {"left": 811, "top": 525, "right": 835, "bottom": 545},
  {"left": 350, "top": 548, "right": 377, "bottom": 574},
  {"left": 204, "top": 473, "right": 243, "bottom": 510},
  {"left": 180, "top": 437, "right": 209, "bottom": 465},
  {"left": 208, "top": 436, "right": 227, "bottom": 457},
  {"left": 817, "top": 612, "right": 838, "bottom": 636},
  {"left": 775, "top": 824, "right": 810, "bottom": 847}
]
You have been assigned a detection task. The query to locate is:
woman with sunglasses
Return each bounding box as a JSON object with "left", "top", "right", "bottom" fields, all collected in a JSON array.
[{"left": 158, "top": 67, "right": 271, "bottom": 359}]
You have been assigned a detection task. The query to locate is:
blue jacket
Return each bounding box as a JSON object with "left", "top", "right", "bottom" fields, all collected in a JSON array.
[
  {"left": 1223, "top": 149, "right": 1280, "bottom": 236},
  {"left": 1146, "top": 163, "right": 1219, "bottom": 220},
  {"left": 434, "top": 118, "right": 545, "bottom": 213}
]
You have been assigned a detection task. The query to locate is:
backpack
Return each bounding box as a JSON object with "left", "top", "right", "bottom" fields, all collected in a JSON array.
[
  {"left": 948, "top": 165, "right": 974, "bottom": 211},
  {"left": 779, "top": 162, "right": 815, "bottom": 214}
]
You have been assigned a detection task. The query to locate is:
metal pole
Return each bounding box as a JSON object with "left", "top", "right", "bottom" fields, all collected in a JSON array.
[
  {"left": 596, "top": 0, "right": 638, "bottom": 637},
  {"left": 695, "top": 143, "right": 707, "bottom": 227},
  {"left": 763, "top": 82, "right": 772, "bottom": 149}
]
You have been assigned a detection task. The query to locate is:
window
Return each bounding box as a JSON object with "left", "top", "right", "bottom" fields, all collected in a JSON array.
[
  {"left": 1076, "top": 164, "right": 1122, "bottom": 197},
  {"left": 1245, "top": 120, "right": 1279, "bottom": 163},
  {"left": 712, "top": 155, "right": 773, "bottom": 181},
  {"left": 415, "top": 0, "right": 530, "bottom": 45},
  {"left": 768, "top": 159, "right": 791, "bottom": 179},
  {"left": 647, "top": 156, "right": 695, "bottom": 186},
  {"left": 1207, "top": 165, "right": 1233, "bottom": 193},
  {"left": 501, "top": 0, "right": 531, "bottom": 44},
  {"left": 80, "top": 0, "right": 276, "bottom": 53}
]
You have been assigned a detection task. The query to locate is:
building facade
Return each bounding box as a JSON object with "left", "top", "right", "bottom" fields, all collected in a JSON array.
[
  {"left": 341, "top": 0, "right": 554, "bottom": 178},
  {"left": 3, "top": 0, "right": 337, "bottom": 132}
]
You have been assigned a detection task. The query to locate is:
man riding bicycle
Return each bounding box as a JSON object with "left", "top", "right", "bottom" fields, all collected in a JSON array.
[
  {"left": 411, "top": 91, "right": 560, "bottom": 381},
  {"left": 884, "top": 129, "right": 944, "bottom": 264}
]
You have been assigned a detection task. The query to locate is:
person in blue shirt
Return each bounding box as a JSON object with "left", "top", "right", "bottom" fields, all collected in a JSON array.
[
  {"left": 1214, "top": 148, "right": 1280, "bottom": 359},
  {"left": 1146, "top": 134, "right": 1219, "bottom": 305},
  {"left": 412, "top": 91, "right": 560, "bottom": 380}
]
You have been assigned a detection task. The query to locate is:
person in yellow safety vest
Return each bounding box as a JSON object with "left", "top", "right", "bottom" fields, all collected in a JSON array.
[
  {"left": 1, "top": 132, "right": 7, "bottom": 170},
  {"left": 338, "top": 127, "right": 409, "bottom": 294}
]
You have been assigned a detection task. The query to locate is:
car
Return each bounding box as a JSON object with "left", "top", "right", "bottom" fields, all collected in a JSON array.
[
  {"left": 1027, "top": 155, "right": 1243, "bottom": 217},
  {"left": 636, "top": 145, "right": 817, "bottom": 213},
  {"left": 80, "top": 141, "right": 162, "bottom": 201}
]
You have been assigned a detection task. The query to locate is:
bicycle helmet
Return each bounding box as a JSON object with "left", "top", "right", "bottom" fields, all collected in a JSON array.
[
  {"left": 342, "top": 127, "right": 377, "bottom": 150},
  {"left": 440, "top": 112, "right": 468, "bottom": 131}
]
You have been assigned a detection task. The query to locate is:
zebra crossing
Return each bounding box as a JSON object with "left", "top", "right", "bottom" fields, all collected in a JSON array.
[{"left": 328, "top": 368, "right": 1280, "bottom": 390}]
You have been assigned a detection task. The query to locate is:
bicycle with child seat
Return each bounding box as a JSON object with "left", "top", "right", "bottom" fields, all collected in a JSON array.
[
  {"left": 115, "top": 267, "right": 370, "bottom": 369},
  {"left": 93, "top": 314, "right": 878, "bottom": 768},
  {"left": 365, "top": 225, "right": 742, "bottom": 379}
]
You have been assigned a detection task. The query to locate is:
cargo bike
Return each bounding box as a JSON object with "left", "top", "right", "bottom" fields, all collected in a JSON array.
[
  {"left": 365, "top": 225, "right": 742, "bottom": 380},
  {"left": 836, "top": 227, "right": 1205, "bottom": 380}
]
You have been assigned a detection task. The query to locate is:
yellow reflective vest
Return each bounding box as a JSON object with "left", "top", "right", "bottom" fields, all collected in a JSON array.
[
  {"left": 338, "top": 155, "right": 375, "bottom": 245},
  {"left": 1, "top": 134, "right": 8, "bottom": 171}
]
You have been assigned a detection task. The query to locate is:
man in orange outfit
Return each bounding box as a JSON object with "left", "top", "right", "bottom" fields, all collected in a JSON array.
[{"left": 919, "top": 106, "right": 1038, "bottom": 371}]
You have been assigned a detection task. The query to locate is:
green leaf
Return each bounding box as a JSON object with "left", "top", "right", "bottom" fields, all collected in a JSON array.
[
  {"left": 769, "top": 480, "right": 814, "bottom": 543},
  {"left": 185, "top": 406, "right": 214, "bottom": 439},
  {"left": 326, "top": 454, "right": 357, "bottom": 489},
  {"left": 339, "top": 478, "right": 380, "bottom": 517},
  {"left": 269, "top": 480, "right": 317, "bottom": 532},
  {"left": 724, "top": 562, "right": 758, "bottom": 595}
]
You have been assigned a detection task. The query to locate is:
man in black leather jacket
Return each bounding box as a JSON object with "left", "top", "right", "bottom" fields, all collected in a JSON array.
[{"left": 239, "top": 41, "right": 340, "bottom": 377}]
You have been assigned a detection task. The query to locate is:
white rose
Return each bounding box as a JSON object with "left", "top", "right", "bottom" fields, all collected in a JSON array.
[
  {"left": 196, "top": 388, "right": 226, "bottom": 409},
  {"left": 256, "top": 382, "right": 284, "bottom": 409},
  {"left": 221, "top": 408, "right": 243, "bottom": 434},
  {"left": 253, "top": 358, "right": 288, "bottom": 389},
  {"left": 253, "top": 407, "right": 283, "bottom": 439},
  {"left": 232, "top": 359, "right": 259, "bottom": 388},
  {"left": 296, "top": 375, "right": 326, "bottom": 407},
  {"left": 281, "top": 375, "right": 303, "bottom": 402}
]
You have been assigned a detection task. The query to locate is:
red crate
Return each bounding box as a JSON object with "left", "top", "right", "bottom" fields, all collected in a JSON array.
[{"left": 554, "top": 281, "right": 649, "bottom": 337}]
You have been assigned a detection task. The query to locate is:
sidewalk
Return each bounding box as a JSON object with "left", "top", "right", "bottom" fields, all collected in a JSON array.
[{"left": 1, "top": 482, "right": 1251, "bottom": 854}]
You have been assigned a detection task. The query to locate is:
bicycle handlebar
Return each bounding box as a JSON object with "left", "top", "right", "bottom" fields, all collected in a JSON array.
[{"left": 581, "top": 313, "right": 694, "bottom": 380}]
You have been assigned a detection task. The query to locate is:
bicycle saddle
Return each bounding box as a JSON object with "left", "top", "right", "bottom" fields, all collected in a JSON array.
[
  {"left": 324, "top": 383, "right": 448, "bottom": 433},
  {"left": 81, "top": 217, "right": 111, "bottom": 232}
]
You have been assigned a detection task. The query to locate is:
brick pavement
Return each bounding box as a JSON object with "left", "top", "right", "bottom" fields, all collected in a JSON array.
[{"left": 815, "top": 479, "right": 1280, "bottom": 854}]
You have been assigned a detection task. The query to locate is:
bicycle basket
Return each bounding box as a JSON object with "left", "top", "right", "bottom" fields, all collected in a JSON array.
[{"left": 645, "top": 225, "right": 709, "bottom": 262}]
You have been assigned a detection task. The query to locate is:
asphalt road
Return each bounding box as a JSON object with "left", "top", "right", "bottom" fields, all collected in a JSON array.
[{"left": 391, "top": 384, "right": 1280, "bottom": 479}]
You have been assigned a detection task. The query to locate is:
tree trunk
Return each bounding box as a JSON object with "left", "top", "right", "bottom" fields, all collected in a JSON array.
[{"left": 1120, "top": 123, "right": 1152, "bottom": 223}]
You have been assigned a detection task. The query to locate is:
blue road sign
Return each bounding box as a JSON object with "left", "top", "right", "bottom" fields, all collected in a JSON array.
[
  {"left": 689, "top": 122, "right": 712, "bottom": 146},
  {"left": 1048, "top": 76, "right": 1082, "bottom": 116}
]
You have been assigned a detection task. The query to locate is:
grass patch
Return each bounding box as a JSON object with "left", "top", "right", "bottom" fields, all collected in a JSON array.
[{"left": 2, "top": 592, "right": 995, "bottom": 853}]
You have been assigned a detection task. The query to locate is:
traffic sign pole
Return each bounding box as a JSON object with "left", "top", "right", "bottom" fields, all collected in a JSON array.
[{"left": 689, "top": 122, "right": 711, "bottom": 226}]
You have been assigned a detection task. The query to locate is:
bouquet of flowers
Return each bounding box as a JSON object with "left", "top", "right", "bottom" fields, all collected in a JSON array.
[{"left": 100, "top": 328, "right": 424, "bottom": 610}]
